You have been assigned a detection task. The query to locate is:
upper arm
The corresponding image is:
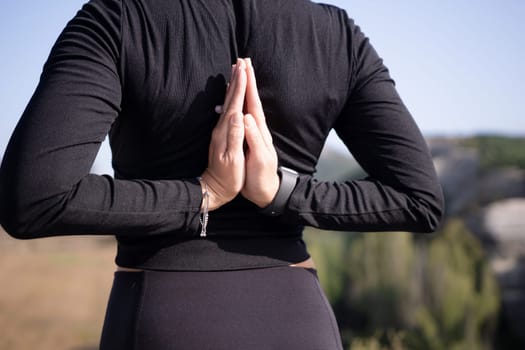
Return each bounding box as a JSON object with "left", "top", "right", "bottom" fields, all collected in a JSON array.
[
  {"left": 334, "top": 19, "right": 444, "bottom": 228},
  {"left": 0, "top": 0, "right": 123, "bottom": 235}
]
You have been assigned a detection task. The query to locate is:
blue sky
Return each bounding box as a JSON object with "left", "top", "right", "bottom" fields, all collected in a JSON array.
[
  {"left": 326, "top": 0, "right": 525, "bottom": 136},
  {"left": 1, "top": 1, "right": 524, "bottom": 173}
]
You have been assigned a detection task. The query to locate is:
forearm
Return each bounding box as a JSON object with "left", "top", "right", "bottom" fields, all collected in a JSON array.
[
  {"left": 0, "top": 0, "right": 204, "bottom": 239},
  {"left": 285, "top": 174, "right": 443, "bottom": 233},
  {"left": 282, "top": 15, "right": 444, "bottom": 234},
  {"left": 0, "top": 127, "right": 204, "bottom": 238}
]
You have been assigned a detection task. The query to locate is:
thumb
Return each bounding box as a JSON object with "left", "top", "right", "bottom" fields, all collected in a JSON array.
[
  {"left": 244, "top": 114, "right": 265, "bottom": 152},
  {"left": 226, "top": 112, "right": 245, "bottom": 154}
]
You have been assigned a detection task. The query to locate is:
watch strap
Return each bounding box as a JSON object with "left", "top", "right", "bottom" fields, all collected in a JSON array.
[{"left": 259, "top": 166, "right": 299, "bottom": 216}]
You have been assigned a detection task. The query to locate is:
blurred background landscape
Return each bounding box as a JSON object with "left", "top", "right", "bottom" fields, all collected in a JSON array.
[
  {"left": 1, "top": 0, "right": 524, "bottom": 349},
  {"left": 307, "top": 135, "right": 525, "bottom": 349},
  {"left": 1, "top": 135, "right": 524, "bottom": 349}
]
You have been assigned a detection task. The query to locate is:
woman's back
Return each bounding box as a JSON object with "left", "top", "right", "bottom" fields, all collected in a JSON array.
[
  {"left": 0, "top": 1, "right": 444, "bottom": 348},
  {"left": 0, "top": 0, "right": 443, "bottom": 266},
  {"left": 113, "top": 0, "right": 349, "bottom": 179}
]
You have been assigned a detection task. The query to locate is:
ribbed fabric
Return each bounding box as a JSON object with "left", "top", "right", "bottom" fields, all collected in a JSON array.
[{"left": 0, "top": 0, "right": 444, "bottom": 271}]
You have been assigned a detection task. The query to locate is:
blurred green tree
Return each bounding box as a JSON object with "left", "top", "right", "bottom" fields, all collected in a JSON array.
[
  {"left": 304, "top": 219, "right": 500, "bottom": 350},
  {"left": 461, "top": 135, "right": 525, "bottom": 170}
]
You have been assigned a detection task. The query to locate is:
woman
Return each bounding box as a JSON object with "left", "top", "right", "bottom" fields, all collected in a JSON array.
[{"left": 0, "top": 0, "right": 444, "bottom": 349}]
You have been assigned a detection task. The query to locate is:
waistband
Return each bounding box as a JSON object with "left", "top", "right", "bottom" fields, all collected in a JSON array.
[{"left": 115, "top": 234, "right": 310, "bottom": 271}]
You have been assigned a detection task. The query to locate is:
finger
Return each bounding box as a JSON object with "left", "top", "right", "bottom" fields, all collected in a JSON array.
[
  {"left": 215, "top": 65, "right": 236, "bottom": 122},
  {"left": 231, "top": 63, "right": 236, "bottom": 80},
  {"left": 226, "top": 59, "right": 247, "bottom": 113},
  {"left": 222, "top": 59, "right": 247, "bottom": 114},
  {"left": 244, "top": 58, "right": 273, "bottom": 147},
  {"left": 245, "top": 58, "right": 264, "bottom": 116},
  {"left": 243, "top": 114, "right": 266, "bottom": 154},
  {"left": 218, "top": 66, "right": 236, "bottom": 122},
  {"left": 213, "top": 61, "right": 245, "bottom": 140},
  {"left": 223, "top": 64, "right": 234, "bottom": 96},
  {"left": 214, "top": 65, "right": 234, "bottom": 115},
  {"left": 226, "top": 112, "right": 245, "bottom": 155}
]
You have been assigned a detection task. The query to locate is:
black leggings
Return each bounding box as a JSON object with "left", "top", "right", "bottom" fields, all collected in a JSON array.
[{"left": 100, "top": 267, "right": 343, "bottom": 350}]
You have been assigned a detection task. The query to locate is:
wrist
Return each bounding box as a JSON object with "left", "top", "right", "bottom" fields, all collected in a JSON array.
[
  {"left": 198, "top": 177, "right": 209, "bottom": 210},
  {"left": 259, "top": 166, "right": 299, "bottom": 216},
  {"left": 252, "top": 173, "right": 280, "bottom": 208},
  {"left": 196, "top": 177, "right": 210, "bottom": 238},
  {"left": 199, "top": 172, "right": 228, "bottom": 211}
]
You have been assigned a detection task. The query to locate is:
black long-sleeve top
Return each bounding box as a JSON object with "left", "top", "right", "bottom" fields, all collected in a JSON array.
[{"left": 0, "top": 0, "right": 443, "bottom": 270}]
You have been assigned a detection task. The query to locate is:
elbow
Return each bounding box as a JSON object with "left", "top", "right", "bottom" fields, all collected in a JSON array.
[
  {"left": 0, "top": 201, "right": 33, "bottom": 239},
  {"left": 412, "top": 186, "right": 445, "bottom": 234},
  {"left": 419, "top": 202, "right": 444, "bottom": 234},
  {"left": 1, "top": 204, "right": 48, "bottom": 240},
  {"left": 1, "top": 221, "right": 38, "bottom": 240},
  {"left": 0, "top": 143, "right": 73, "bottom": 239},
  {"left": 0, "top": 184, "right": 66, "bottom": 240},
  {"left": 423, "top": 188, "right": 445, "bottom": 233},
  {"left": 0, "top": 204, "right": 63, "bottom": 240}
]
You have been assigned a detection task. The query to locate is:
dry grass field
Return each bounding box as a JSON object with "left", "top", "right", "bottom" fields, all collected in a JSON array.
[{"left": 0, "top": 230, "right": 117, "bottom": 350}]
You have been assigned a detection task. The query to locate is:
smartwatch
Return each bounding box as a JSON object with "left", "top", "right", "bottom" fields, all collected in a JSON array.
[{"left": 259, "top": 166, "right": 299, "bottom": 217}]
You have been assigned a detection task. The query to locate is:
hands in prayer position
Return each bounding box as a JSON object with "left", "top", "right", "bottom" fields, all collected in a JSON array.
[{"left": 200, "top": 58, "right": 280, "bottom": 211}]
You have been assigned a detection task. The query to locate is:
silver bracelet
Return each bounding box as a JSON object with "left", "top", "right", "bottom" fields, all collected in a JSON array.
[{"left": 198, "top": 177, "right": 209, "bottom": 238}]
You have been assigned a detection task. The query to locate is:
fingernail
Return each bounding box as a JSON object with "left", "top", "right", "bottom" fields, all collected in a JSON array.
[{"left": 246, "top": 58, "right": 252, "bottom": 67}]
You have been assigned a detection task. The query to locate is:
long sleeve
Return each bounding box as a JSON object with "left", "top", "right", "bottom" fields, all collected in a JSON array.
[
  {"left": 0, "top": 0, "right": 202, "bottom": 239},
  {"left": 284, "top": 17, "right": 444, "bottom": 233},
  {"left": 0, "top": 0, "right": 443, "bottom": 243}
]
